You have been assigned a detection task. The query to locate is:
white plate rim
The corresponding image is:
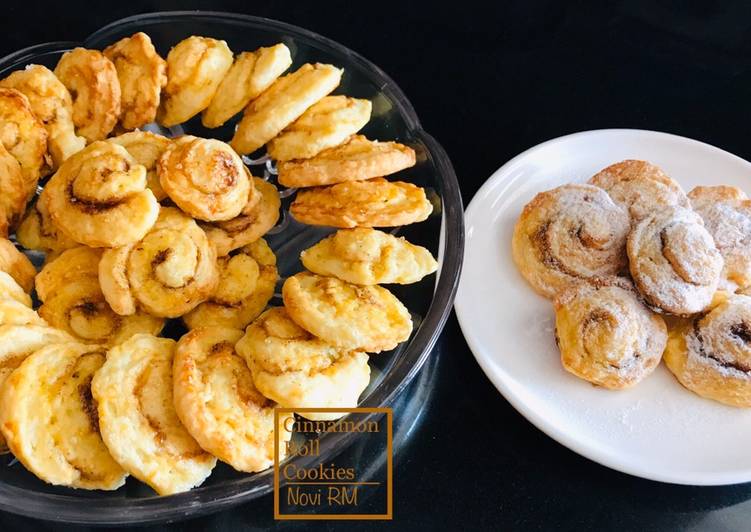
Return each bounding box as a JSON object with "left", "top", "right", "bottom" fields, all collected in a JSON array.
[{"left": 456, "top": 128, "right": 751, "bottom": 486}]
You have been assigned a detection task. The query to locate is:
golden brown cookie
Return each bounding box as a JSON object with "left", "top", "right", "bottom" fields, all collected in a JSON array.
[
  {"left": 99, "top": 207, "right": 218, "bottom": 318},
  {"left": 0, "top": 271, "right": 32, "bottom": 307},
  {"left": 108, "top": 131, "right": 171, "bottom": 201},
  {"left": 628, "top": 206, "right": 723, "bottom": 315},
  {"left": 0, "top": 238, "right": 35, "bottom": 293},
  {"left": 230, "top": 63, "right": 342, "bottom": 155},
  {"left": 157, "top": 36, "right": 233, "bottom": 127},
  {"left": 0, "top": 87, "right": 48, "bottom": 192},
  {"left": 42, "top": 141, "right": 159, "bottom": 248},
  {"left": 202, "top": 43, "right": 292, "bottom": 128},
  {"left": 54, "top": 48, "right": 121, "bottom": 142},
  {"left": 291, "top": 178, "right": 432, "bottom": 228},
  {"left": 277, "top": 135, "right": 416, "bottom": 188},
  {"left": 267, "top": 96, "right": 372, "bottom": 161},
  {"left": 16, "top": 195, "right": 78, "bottom": 256},
  {"left": 0, "top": 142, "right": 25, "bottom": 234},
  {"left": 174, "top": 327, "right": 292, "bottom": 472},
  {"left": 158, "top": 136, "right": 251, "bottom": 221},
  {"left": 103, "top": 32, "right": 167, "bottom": 130}
]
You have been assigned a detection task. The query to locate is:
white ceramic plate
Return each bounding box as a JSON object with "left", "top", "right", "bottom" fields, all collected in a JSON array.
[{"left": 456, "top": 129, "right": 751, "bottom": 486}]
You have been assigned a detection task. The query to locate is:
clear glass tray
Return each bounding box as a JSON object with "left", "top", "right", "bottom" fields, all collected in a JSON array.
[{"left": 0, "top": 11, "right": 463, "bottom": 525}]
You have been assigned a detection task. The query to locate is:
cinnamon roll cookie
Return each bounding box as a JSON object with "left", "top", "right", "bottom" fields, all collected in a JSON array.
[
  {"left": 42, "top": 141, "right": 159, "bottom": 247},
  {"left": 158, "top": 136, "right": 251, "bottom": 221},
  {"left": 174, "top": 327, "right": 292, "bottom": 472},
  {"left": 103, "top": 32, "right": 167, "bottom": 130},
  {"left": 236, "top": 307, "right": 371, "bottom": 421},
  {"left": 282, "top": 272, "right": 412, "bottom": 352},
  {"left": 688, "top": 186, "right": 751, "bottom": 292},
  {"left": 0, "top": 143, "right": 26, "bottom": 234},
  {"left": 54, "top": 48, "right": 121, "bottom": 142},
  {"left": 554, "top": 279, "right": 667, "bottom": 389},
  {"left": 628, "top": 206, "right": 723, "bottom": 315},
  {"left": 267, "top": 95, "right": 372, "bottom": 161},
  {"left": 277, "top": 135, "right": 416, "bottom": 188},
  {"left": 183, "top": 238, "right": 277, "bottom": 329},
  {"left": 0, "top": 341, "right": 127, "bottom": 489},
  {"left": 290, "top": 178, "right": 433, "bottom": 228},
  {"left": 664, "top": 293, "right": 751, "bottom": 407},
  {"left": 108, "top": 131, "right": 171, "bottom": 201},
  {"left": 231, "top": 63, "right": 342, "bottom": 155},
  {"left": 202, "top": 43, "right": 292, "bottom": 128},
  {"left": 16, "top": 196, "right": 78, "bottom": 256},
  {"left": 0, "top": 271, "right": 32, "bottom": 308},
  {"left": 0, "top": 64, "right": 86, "bottom": 168},
  {"left": 0, "top": 238, "right": 36, "bottom": 293},
  {"left": 201, "top": 177, "right": 281, "bottom": 256},
  {"left": 0, "top": 87, "right": 48, "bottom": 191},
  {"left": 157, "top": 36, "right": 233, "bottom": 127},
  {"left": 512, "top": 184, "right": 630, "bottom": 299},
  {"left": 92, "top": 335, "right": 216, "bottom": 495},
  {"left": 589, "top": 160, "right": 689, "bottom": 221},
  {"left": 99, "top": 207, "right": 218, "bottom": 318}
]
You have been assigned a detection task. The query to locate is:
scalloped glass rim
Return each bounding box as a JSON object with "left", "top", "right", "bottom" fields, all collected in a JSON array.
[{"left": 0, "top": 11, "right": 464, "bottom": 525}]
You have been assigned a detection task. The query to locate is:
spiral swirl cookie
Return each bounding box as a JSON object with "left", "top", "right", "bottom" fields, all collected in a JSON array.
[
  {"left": 231, "top": 63, "right": 342, "bottom": 155},
  {"left": 157, "top": 36, "right": 233, "bottom": 127},
  {"left": 42, "top": 141, "right": 159, "bottom": 247},
  {"left": 291, "top": 178, "right": 433, "bottom": 228},
  {"left": 589, "top": 160, "right": 689, "bottom": 221},
  {"left": 554, "top": 279, "right": 667, "bottom": 389},
  {"left": 183, "top": 238, "right": 277, "bottom": 329},
  {"left": 201, "top": 177, "right": 281, "bottom": 256},
  {"left": 688, "top": 186, "right": 751, "bottom": 292},
  {"left": 103, "top": 32, "right": 167, "bottom": 130},
  {"left": 0, "top": 64, "right": 86, "bottom": 169},
  {"left": 0, "top": 341, "right": 127, "bottom": 489},
  {"left": 267, "top": 95, "right": 372, "bottom": 161},
  {"left": 158, "top": 136, "right": 251, "bottom": 221},
  {"left": 628, "top": 206, "right": 723, "bottom": 315},
  {"left": 174, "top": 327, "right": 292, "bottom": 472},
  {"left": 301, "top": 228, "right": 437, "bottom": 285},
  {"left": 202, "top": 43, "right": 292, "bottom": 128},
  {"left": 99, "top": 207, "right": 218, "bottom": 318},
  {"left": 0, "top": 238, "right": 36, "bottom": 293},
  {"left": 512, "top": 184, "right": 630, "bottom": 299},
  {"left": 0, "top": 87, "right": 48, "bottom": 190},
  {"left": 108, "top": 131, "right": 171, "bottom": 202},
  {"left": 236, "top": 307, "right": 371, "bottom": 421},
  {"left": 54, "top": 48, "right": 121, "bottom": 142},
  {"left": 283, "top": 272, "right": 412, "bottom": 352},
  {"left": 16, "top": 196, "right": 78, "bottom": 256},
  {"left": 0, "top": 143, "right": 25, "bottom": 234},
  {"left": 277, "top": 135, "right": 417, "bottom": 188},
  {"left": 664, "top": 293, "right": 751, "bottom": 407},
  {"left": 92, "top": 334, "right": 216, "bottom": 495}
]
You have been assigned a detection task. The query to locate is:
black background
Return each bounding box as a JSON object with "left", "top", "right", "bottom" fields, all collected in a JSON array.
[{"left": 3, "top": 1, "right": 751, "bottom": 530}]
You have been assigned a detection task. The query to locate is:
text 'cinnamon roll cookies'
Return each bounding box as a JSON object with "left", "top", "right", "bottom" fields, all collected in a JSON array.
[
  {"left": 183, "top": 238, "right": 277, "bottom": 329},
  {"left": 158, "top": 136, "right": 251, "bottom": 221},
  {"left": 277, "top": 135, "right": 417, "bottom": 188},
  {"left": 92, "top": 335, "right": 216, "bottom": 495},
  {"left": 42, "top": 141, "right": 159, "bottom": 248},
  {"left": 688, "top": 186, "right": 751, "bottom": 292},
  {"left": 236, "top": 307, "right": 371, "bottom": 421},
  {"left": 512, "top": 183, "right": 630, "bottom": 299},
  {"left": 291, "top": 178, "right": 433, "bottom": 228},
  {"left": 174, "top": 327, "right": 292, "bottom": 472},
  {"left": 664, "top": 294, "right": 751, "bottom": 407},
  {"left": 301, "top": 228, "right": 438, "bottom": 285},
  {"left": 54, "top": 48, "right": 121, "bottom": 142},
  {"left": 0, "top": 64, "right": 85, "bottom": 170},
  {"left": 282, "top": 272, "right": 412, "bottom": 352},
  {"left": 99, "top": 207, "right": 218, "bottom": 318},
  {"left": 267, "top": 95, "right": 372, "bottom": 161},
  {"left": 157, "top": 36, "right": 233, "bottom": 127},
  {"left": 202, "top": 43, "right": 292, "bottom": 128},
  {"left": 589, "top": 159, "right": 689, "bottom": 221},
  {"left": 627, "top": 206, "right": 722, "bottom": 316},
  {"left": 0, "top": 341, "right": 127, "bottom": 489},
  {"left": 231, "top": 63, "right": 343, "bottom": 155},
  {"left": 103, "top": 32, "right": 167, "bottom": 130},
  {"left": 201, "top": 177, "right": 281, "bottom": 256},
  {"left": 554, "top": 279, "right": 667, "bottom": 389}
]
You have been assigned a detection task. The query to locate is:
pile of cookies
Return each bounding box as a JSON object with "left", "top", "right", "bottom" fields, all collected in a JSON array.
[
  {"left": 513, "top": 160, "right": 751, "bottom": 407},
  {"left": 0, "top": 31, "right": 438, "bottom": 495}
]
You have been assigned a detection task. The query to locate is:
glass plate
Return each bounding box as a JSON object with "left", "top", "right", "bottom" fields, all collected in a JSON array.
[{"left": 0, "top": 11, "right": 463, "bottom": 525}]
